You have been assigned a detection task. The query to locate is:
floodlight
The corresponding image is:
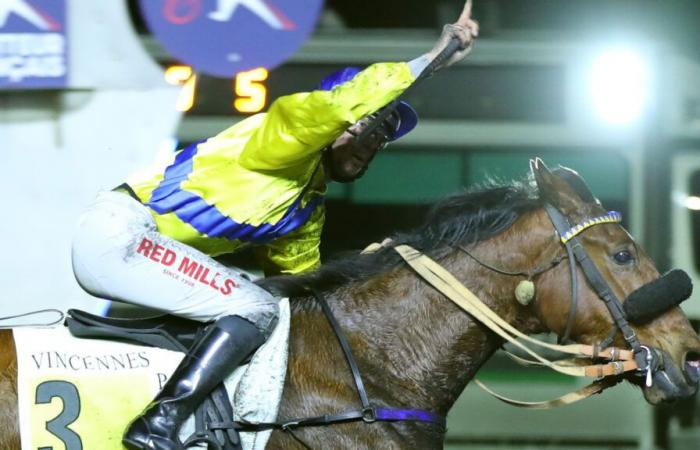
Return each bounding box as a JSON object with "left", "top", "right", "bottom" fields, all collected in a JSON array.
[
  {"left": 589, "top": 48, "right": 650, "bottom": 124},
  {"left": 685, "top": 195, "right": 700, "bottom": 211}
]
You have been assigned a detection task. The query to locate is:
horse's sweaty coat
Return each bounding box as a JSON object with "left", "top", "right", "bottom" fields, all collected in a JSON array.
[{"left": 13, "top": 300, "right": 290, "bottom": 450}]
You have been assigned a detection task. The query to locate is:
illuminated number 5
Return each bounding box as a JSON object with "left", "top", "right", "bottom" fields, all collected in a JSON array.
[
  {"left": 235, "top": 68, "right": 269, "bottom": 113},
  {"left": 35, "top": 381, "right": 82, "bottom": 450}
]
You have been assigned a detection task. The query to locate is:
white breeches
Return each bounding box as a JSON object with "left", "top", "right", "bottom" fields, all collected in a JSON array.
[{"left": 71, "top": 191, "right": 279, "bottom": 337}]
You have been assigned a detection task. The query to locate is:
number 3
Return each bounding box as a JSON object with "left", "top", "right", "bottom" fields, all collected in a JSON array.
[{"left": 35, "top": 380, "right": 82, "bottom": 450}]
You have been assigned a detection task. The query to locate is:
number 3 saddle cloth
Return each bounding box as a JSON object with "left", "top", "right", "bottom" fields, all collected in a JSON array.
[{"left": 13, "top": 299, "right": 291, "bottom": 450}]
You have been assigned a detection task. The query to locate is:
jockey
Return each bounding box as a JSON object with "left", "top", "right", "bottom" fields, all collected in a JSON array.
[{"left": 71, "top": 22, "right": 478, "bottom": 450}]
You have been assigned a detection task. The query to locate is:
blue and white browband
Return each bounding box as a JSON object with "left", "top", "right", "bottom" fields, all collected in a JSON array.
[{"left": 560, "top": 211, "right": 622, "bottom": 243}]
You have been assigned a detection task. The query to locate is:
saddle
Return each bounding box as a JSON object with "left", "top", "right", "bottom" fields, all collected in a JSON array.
[{"left": 65, "top": 308, "right": 242, "bottom": 450}]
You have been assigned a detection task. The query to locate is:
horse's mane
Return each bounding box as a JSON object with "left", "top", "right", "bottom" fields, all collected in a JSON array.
[{"left": 258, "top": 178, "right": 541, "bottom": 297}]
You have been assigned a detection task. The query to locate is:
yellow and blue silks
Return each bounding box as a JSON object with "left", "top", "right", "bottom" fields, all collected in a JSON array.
[{"left": 126, "top": 62, "right": 416, "bottom": 275}]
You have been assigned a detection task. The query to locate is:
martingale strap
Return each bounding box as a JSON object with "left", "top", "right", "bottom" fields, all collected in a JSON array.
[
  {"left": 211, "top": 407, "right": 444, "bottom": 433},
  {"left": 211, "top": 285, "right": 446, "bottom": 435}
]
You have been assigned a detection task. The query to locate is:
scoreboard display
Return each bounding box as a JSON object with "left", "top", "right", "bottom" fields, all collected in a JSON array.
[{"left": 165, "top": 62, "right": 566, "bottom": 123}]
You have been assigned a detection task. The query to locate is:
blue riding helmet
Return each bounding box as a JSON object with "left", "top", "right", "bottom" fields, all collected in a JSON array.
[{"left": 318, "top": 67, "right": 418, "bottom": 141}]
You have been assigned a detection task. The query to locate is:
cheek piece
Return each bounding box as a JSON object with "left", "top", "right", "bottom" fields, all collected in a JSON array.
[{"left": 623, "top": 269, "right": 693, "bottom": 324}]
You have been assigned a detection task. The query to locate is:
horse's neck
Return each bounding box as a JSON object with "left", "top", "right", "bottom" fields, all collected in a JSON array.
[
  {"left": 322, "top": 213, "right": 553, "bottom": 414},
  {"left": 278, "top": 212, "right": 552, "bottom": 448},
  {"left": 323, "top": 256, "right": 528, "bottom": 415}
]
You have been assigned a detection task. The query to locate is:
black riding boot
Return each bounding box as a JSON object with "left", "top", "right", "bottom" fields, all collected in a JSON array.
[{"left": 122, "top": 315, "right": 266, "bottom": 450}]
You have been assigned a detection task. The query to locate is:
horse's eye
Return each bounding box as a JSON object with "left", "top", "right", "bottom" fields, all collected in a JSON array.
[{"left": 613, "top": 250, "right": 634, "bottom": 265}]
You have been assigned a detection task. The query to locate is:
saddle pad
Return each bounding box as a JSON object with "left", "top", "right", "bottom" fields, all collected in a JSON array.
[{"left": 14, "top": 299, "right": 290, "bottom": 450}]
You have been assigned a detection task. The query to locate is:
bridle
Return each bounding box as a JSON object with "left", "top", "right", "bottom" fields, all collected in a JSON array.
[
  {"left": 543, "top": 206, "right": 651, "bottom": 362},
  {"left": 546, "top": 205, "right": 659, "bottom": 386},
  {"left": 457, "top": 204, "right": 660, "bottom": 388}
]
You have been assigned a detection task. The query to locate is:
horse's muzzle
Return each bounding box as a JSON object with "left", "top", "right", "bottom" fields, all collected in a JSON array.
[{"left": 643, "top": 349, "right": 699, "bottom": 404}]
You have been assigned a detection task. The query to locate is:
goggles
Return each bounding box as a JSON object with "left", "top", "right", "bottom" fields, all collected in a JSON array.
[{"left": 348, "top": 109, "right": 401, "bottom": 152}]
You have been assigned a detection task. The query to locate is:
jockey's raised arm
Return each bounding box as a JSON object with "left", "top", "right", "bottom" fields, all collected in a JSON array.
[{"left": 71, "top": 8, "right": 479, "bottom": 449}]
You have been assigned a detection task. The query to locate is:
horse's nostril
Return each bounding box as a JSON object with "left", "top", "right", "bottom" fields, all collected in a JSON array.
[{"left": 683, "top": 351, "right": 700, "bottom": 384}]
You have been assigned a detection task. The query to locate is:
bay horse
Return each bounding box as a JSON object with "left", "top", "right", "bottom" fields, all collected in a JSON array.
[{"left": 1, "top": 160, "right": 699, "bottom": 449}]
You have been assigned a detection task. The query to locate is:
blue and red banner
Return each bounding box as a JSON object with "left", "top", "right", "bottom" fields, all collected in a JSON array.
[
  {"left": 0, "top": 0, "right": 67, "bottom": 89},
  {"left": 139, "top": 0, "right": 324, "bottom": 78}
]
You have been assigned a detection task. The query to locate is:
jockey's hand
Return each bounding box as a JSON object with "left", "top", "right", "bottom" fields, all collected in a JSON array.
[{"left": 426, "top": 21, "right": 479, "bottom": 71}]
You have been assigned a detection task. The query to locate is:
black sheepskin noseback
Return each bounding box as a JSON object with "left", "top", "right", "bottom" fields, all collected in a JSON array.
[{"left": 624, "top": 270, "right": 693, "bottom": 324}]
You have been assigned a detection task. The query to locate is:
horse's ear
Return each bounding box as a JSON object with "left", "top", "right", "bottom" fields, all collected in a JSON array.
[
  {"left": 550, "top": 165, "right": 601, "bottom": 206},
  {"left": 530, "top": 158, "right": 587, "bottom": 214}
]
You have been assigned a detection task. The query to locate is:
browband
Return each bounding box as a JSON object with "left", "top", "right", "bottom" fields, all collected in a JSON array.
[{"left": 560, "top": 211, "right": 622, "bottom": 243}]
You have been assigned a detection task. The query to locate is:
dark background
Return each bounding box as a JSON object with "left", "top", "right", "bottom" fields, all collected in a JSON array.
[{"left": 129, "top": 0, "right": 700, "bottom": 63}]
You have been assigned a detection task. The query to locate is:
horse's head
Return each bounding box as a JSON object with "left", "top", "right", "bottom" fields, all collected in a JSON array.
[{"left": 529, "top": 158, "right": 700, "bottom": 404}]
